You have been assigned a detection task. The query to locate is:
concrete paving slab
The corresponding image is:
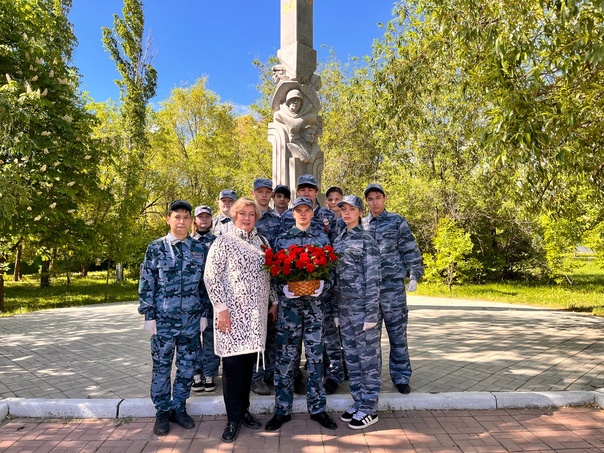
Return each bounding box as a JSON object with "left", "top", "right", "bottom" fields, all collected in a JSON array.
[
  {"left": 493, "top": 390, "right": 595, "bottom": 408},
  {"left": 0, "top": 402, "right": 7, "bottom": 422},
  {"left": 5, "top": 397, "right": 120, "bottom": 418}
]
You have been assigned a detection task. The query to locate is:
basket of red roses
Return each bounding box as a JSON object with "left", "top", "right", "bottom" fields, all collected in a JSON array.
[{"left": 264, "top": 244, "right": 339, "bottom": 296}]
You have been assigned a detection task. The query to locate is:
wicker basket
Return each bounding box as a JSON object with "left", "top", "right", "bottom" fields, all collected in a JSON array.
[{"left": 288, "top": 280, "right": 321, "bottom": 297}]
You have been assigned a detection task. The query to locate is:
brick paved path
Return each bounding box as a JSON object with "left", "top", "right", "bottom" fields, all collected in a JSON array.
[{"left": 1, "top": 407, "right": 603, "bottom": 452}]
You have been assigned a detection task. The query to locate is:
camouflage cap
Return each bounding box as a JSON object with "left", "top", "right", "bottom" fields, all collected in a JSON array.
[
  {"left": 292, "top": 196, "right": 314, "bottom": 209},
  {"left": 363, "top": 183, "right": 385, "bottom": 197},
  {"left": 274, "top": 184, "right": 291, "bottom": 198},
  {"left": 297, "top": 174, "right": 318, "bottom": 188},
  {"left": 337, "top": 195, "right": 364, "bottom": 211},
  {"left": 218, "top": 189, "right": 237, "bottom": 201},
  {"left": 194, "top": 205, "right": 212, "bottom": 216},
  {"left": 253, "top": 178, "right": 273, "bottom": 190},
  {"left": 169, "top": 200, "right": 192, "bottom": 213}
]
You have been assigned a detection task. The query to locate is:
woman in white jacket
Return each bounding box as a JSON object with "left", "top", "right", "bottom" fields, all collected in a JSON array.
[{"left": 204, "top": 197, "right": 277, "bottom": 443}]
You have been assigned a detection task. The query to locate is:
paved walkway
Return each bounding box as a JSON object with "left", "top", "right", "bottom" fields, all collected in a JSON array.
[
  {"left": 1, "top": 406, "right": 603, "bottom": 452},
  {"left": 1, "top": 296, "right": 602, "bottom": 399},
  {"left": 1, "top": 296, "right": 603, "bottom": 452}
]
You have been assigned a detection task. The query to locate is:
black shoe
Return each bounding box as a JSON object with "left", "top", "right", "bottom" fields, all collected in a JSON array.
[
  {"left": 169, "top": 409, "right": 195, "bottom": 429},
  {"left": 324, "top": 378, "right": 339, "bottom": 395},
  {"left": 241, "top": 410, "right": 262, "bottom": 429},
  {"left": 221, "top": 421, "right": 240, "bottom": 443},
  {"left": 396, "top": 383, "right": 411, "bottom": 394},
  {"left": 153, "top": 411, "right": 170, "bottom": 436},
  {"left": 265, "top": 413, "right": 292, "bottom": 431},
  {"left": 310, "top": 411, "right": 337, "bottom": 430},
  {"left": 294, "top": 376, "right": 306, "bottom": 395}
]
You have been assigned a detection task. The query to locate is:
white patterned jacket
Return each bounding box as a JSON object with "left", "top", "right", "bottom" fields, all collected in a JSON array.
[{"left": 204, "top": 225, "right": 276, "bottom": 358}]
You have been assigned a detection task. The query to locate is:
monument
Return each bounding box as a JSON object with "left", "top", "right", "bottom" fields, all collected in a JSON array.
[{"left": 269, "top": 0, "right": 324, "bottom": 192}]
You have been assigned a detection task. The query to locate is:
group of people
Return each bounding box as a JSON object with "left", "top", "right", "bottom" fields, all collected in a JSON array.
[{"left": 138, "top": 174, "right": 424, "bottom": 442}]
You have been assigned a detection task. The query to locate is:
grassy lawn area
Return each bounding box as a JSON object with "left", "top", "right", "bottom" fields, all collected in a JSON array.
[
  {"left": 2, "top": 260, "right": 603, "bottom": 317},
  {"left": 2, "top": 271, "right": 138, "bottom": 317},
  {"left": 417, "top": 259, "right": 604, "bottom": 316}
]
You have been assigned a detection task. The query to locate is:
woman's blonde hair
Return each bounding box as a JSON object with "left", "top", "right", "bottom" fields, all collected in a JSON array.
[{"left": 230, "top": 197, "right": 260, "bottom": 221}]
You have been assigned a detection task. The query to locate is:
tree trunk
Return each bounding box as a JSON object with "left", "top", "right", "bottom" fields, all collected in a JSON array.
[
  {"left": 80, "top": 262, "right": 89, "bottom": 277},
  {"left": 0, "top": 255, "right": 5, "bottom": 312},
  {"left": 51, "top": 247, "right": 58, "bottom": 277},
  {"left": 115, "top": 262, "right": 124, "bottom": 283},
  {"left": 13, "top": 245, "right": 22, "bottom": 282},
  {"left": 104, "top": 258, "right": 111, "bottom": 304},
  {"left": 40, "top": 260, "right": 50, "bottom": 287}
]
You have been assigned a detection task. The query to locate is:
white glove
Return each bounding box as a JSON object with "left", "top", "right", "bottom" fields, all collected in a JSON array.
[
  {"left": 334, "top": 317, "right": 340, "bottom": 328},
  {"left": 144, "top": 319, "right": 157, "bottom": 335},
  {"left": 310, "top": 280, "right": 325, "bottom": 298},
  {"left": 406, "top": 278, "right": 417, "bottom": 292},
  {"left": 283, "top": 284, "right": 300, "bottom": 299},
  {"left": 363, "top": 321, "right": 377, "bottom": 331},
  {"left": 200, "top": 317, "right": 208, "bottom": 332}
]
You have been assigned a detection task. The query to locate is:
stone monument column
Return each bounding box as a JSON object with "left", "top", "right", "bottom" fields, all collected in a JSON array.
[{"left": 269, "top": 0, "right": 324, "bottom": 192}]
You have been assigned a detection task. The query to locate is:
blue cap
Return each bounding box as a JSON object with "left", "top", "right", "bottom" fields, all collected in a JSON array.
[
  {"left": 219, "top": 189, "right": 237, "bottom": 201},
  {"left": 297, "top": 174, "right": 318, "bottom": 188},
  {"left": 169, "top": 200, "right": 192, "bottom": 213},
  {"left": 364, "top": 183, "right": 385, "bottom": 197},
  {"left": 194, "top": 205, "right": 212, "bottom": 216},
  {"left": 292, "top": 197, "right": 314, "bottom": 209},
  {"left": 274, "top": 184, "right": 291, "bottom": 198},
  {"left": 253, "top": 178, "right": 273, "bottom": 191},
  {"left": 337, "top": 195, "right": 364, "bottom": 211}
]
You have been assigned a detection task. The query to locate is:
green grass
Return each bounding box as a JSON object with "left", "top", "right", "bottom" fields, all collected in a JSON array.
[
  {"left": 417, "top": 260, "right": 604, "bottom": 315},
  {"left": 3, "top": 261, "right": 604, "bottom": 317},
  {"left": 2, "top": 272, "right": 138, "bottom": 317}
]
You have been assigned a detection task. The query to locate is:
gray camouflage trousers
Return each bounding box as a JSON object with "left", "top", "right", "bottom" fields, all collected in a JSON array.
[
  {"left": 274, "top": 296, "right": 326, "bottom": 415},
  {"left": 150, "top": 313, "right": 201, "bottom": 414},
  {"left": 323, "top": 292, "right": 345, "bottom": 383},
  {"left": 340, "top": 297, "right": 382, "bottom": 414},
  {"left": 378, "top": 281, "right": 411, "bottom": 385}
]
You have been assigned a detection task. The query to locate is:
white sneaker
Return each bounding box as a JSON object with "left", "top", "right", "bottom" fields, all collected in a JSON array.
[
  {"left": 191, "top": 374, "right": 204, "bottom": 392},
  {"left": 203, "top": 376, "right": 216, "bottom": 392},
  {"left": 348, "top": 411, "right": 378, "bottom": 429}
]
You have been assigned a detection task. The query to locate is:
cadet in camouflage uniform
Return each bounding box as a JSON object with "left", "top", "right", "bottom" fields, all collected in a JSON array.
[
  {"left": 265, "top": 197, "right": 338, "bottom": 432},
  {"left": 138, "top": 200, "right": 208, "bottom": 436},
  {"left": 333, "top": 195, "right": 382, "bottom": 429},
  {"left": 191, "top": 205, "right": 219, "bottom": 393},
  {"left": 250, "top": 178, "right": 282, "bottom": 395},
  {"left": 212, "top": 189, "right": 237, "bottom": 236},
  {"left": 280, "top": 175, "right": 344, "bottom": 394},
  {"left": 362, "top": 183, "right": 424, "bottom": 394}
]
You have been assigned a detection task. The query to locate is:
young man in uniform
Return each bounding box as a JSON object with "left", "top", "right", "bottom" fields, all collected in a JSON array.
[
  {"left": 280, "top": 175, "right": 344, "bottom": 394},
  {"left": 266, "top": 197, "right": 337, "bottom": 432},
  {"left": 191, "top": 205, "right": 219, "bottom": 393},
  {"left": 273, "top": 184, "right": 291, "bottom": 216},
  {"left": 362, "top": 183, "right": 424, "bottom": 394},
  {"left": 212, "top": 189, "right": 237, "bottom": 236},
  {"left": 250, "top": 178, "right": 282, "bottom": 395},
  {"left": 138, "top": 200, "right": 208, "bottom": 436}
]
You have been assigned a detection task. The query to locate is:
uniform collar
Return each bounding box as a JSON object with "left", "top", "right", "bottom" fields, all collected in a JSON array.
[
  {"left": 166, "top": 232, "right": 188, "bottom": 245},
  {"left": 368, "top": 209, "right": 388, "bottom": 221}
]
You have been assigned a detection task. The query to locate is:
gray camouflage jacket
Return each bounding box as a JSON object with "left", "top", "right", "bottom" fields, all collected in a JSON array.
[
  {"left": 138, "top": 233, "right": 208, "bottom": 321},
  {"left": 362, "top": 210, "right": 424, "bottom": 283},
  {"left": 333, "top": 224, "right": 381, "bottom": 322}
]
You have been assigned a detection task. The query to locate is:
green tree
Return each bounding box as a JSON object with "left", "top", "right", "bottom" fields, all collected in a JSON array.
[
  {"left": 424, "top": 216, "right": 477, "bottom": 289},
  {"left": 1, "top": 0, "right": 103, "bottom": 291},
  {"left": 101, "top": 0, "right": 157, "bottom": 279}
]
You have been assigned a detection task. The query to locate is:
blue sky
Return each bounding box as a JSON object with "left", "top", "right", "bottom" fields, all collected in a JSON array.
[{"left": 69, "top": 1, "right": 398, "bottom": 111}]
